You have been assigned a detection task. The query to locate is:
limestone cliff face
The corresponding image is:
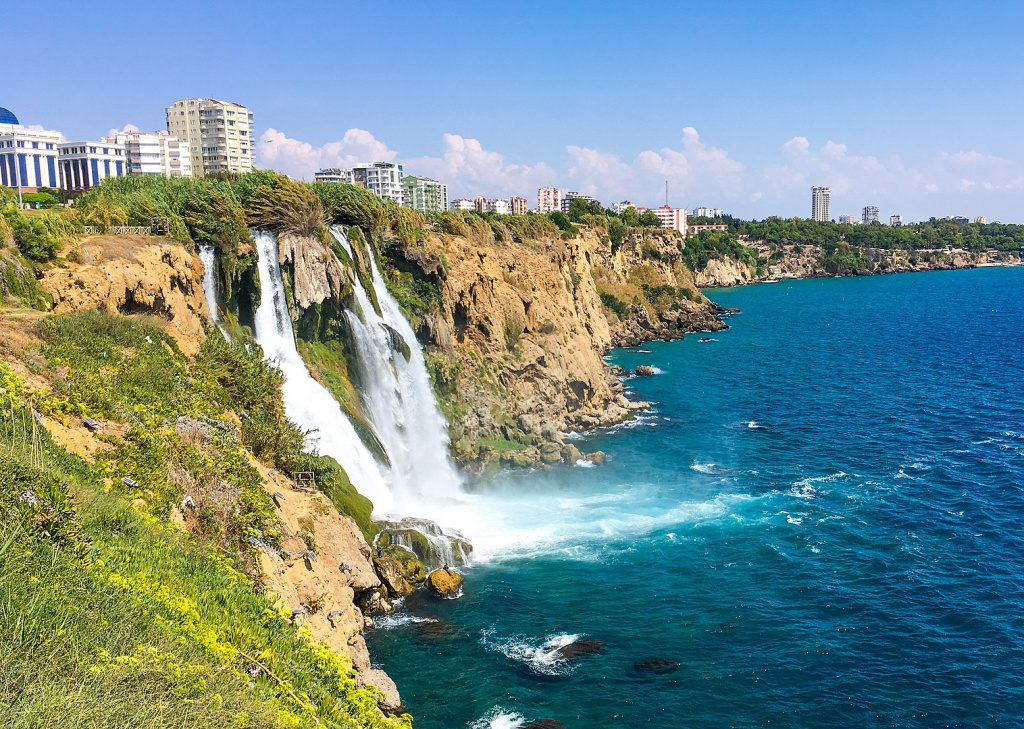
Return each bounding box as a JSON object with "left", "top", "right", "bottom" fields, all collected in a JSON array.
[
  {"left": 693, "top": 256, "right": 758, "bottom": 288},
  {"left": 276, "top": 231, "right": 348, "bottom": 311},
  {"left": 40, "top": 235, "right": 210, "bottom": 354},
  {"left": 381, "top": 227, "right": 728, "bottom": 468}
]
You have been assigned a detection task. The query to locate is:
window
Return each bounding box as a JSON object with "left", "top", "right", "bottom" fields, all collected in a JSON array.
[{"left": 32, "top": 142, "right": 38, "bottom": 149}]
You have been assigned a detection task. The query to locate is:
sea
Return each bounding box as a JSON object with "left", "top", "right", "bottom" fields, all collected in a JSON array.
[{"left": 366, "top": 266, "right": 1024, "bottom": 728}]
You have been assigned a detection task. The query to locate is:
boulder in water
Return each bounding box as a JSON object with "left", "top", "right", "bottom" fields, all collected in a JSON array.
[
  {"left": 585, "top": 451, "right": 606, "bottom": 466},
  {"left": 521, "top": 722, "right": 567, "bottom": 729},
  {"left": 563, "top": 443, "right": 583, "bottom": 463},
  {"left": 634, "top": 365, "right": 655, "bottom": 376},
  {"left": 426, "top": 568, "right": 464, "bottom": 598},
  {"left": 373, "top": 555, "right": 413, "bottom": 598},
  {"left": 551, "top": 639, "right": 605, "bottom": 661},
  {"left": 632, "top": 657, "right": 680, "bottom": 675},
  {"left": 414, "top": 617, "right": 458, "bottom": 642}
]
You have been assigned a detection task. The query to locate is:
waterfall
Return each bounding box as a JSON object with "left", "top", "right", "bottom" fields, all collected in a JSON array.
[
  {"left": 330, "top": 226, "right": 464, "bottom": 508},
  {"left": 251, "top": 230, "right": 395, "bottom": 512},
  {"left": 199, "top": 244, "right": 230, "bottom": 341}
]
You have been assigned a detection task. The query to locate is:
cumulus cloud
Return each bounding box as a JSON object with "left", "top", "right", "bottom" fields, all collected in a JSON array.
[
  {"left": 107, "top": 123, "right": 140, "bottom": 137},
  {"left": 256, "top": 128, "right": 396, "bottom": 180},
  {"left": 253, "top": 125, "right": 1024, "bottom": 220}
]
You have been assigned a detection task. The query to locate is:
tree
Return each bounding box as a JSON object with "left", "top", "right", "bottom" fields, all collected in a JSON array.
[
  {"left": 638, "top": 210, "right": 660, "bottom": 227},
  {"left": 620, "top": 206, "right": 639, "bottom": 226}
]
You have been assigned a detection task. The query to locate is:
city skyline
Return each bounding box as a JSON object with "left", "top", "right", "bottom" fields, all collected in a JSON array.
[{"left": 5, "top": 0, "right": 1024, "bottom": 221}]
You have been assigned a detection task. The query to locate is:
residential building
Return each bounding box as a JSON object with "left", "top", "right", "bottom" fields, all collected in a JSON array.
[
  {"left": 486, "top": 199, "right": 512, "bottom": 215},
  {"left": 165, "top": 98, "right": 254, "bottom": 176},
  {"left": 811, "top": 186, "right": 831, "bottom": 222},
  {"left": 449, "top": 198, "right": 475, "bottom": 211},
  {"left": 974, "top": 216, "right": 987, "bottom": 224},
  {"left": 474, "top": 196, "right": 487, "bottom": 212},
  {"left": 862, "top": 205, "right": 879, "bottom": 225},
  {"left": 0, "top": 111, "right": 62, "bottom": 191},
  {"left": 537, "top": 186, "right": 562, "bottom": 214},
  {"left": 838, "top": 214, "right": 857, "bottom": 224},
  {"left": 890, "top": 214, "right": 903, "bottom": 227},
  {"left": 650, "top": 205, "right": 687, "bottom": 232},
  {"left": 693, "top": 206, "right": 724, "bottom": 218},
  {"left": 118, "top": 131, "right": 191, "bottom": 178},
  {"left": 315, "top": 162, "right": 404, "bottom": 204},
  {"left": 58, "top": 137, "right": 127, "bottom": 194},
  {"left": 510, "top": 195, "right": 528, "bottom": 215},
  {"left": 402, "top": 175, "right": 448, "bottom": 213},
  {"left": 945, "top": 215, "right": 970, "bottom": 225},
  {"left": 561, "top": 191, "right": 596, "bottom": 214},
  {"left": 688, "top": 223, "right": 728, "bottom": 236},
  {"left": 611, "top": 201, "right": 636, "bottom": 214}
]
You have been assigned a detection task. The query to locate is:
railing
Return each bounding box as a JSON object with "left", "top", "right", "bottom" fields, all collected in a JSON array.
[{"left": 83, "top": 225, "right": 153, "bottom": 235}]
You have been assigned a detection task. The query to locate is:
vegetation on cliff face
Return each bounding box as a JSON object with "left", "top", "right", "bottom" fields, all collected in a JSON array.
[{"left": 0, "top": 307, "right": 407, "bottom": 727}]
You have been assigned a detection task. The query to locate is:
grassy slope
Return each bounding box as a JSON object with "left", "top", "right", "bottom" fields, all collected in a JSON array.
[{"left": 0, "top": 310, "right": 407, "bottom": 729}]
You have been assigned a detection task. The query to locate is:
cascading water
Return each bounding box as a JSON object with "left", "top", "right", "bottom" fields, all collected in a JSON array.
[
  {"left": 251, "top": 230, "right": 395, "bottom": 512},
  {"left": 199, "top": 244, "right": 230, "bottom": 340},
  {"left": 330, "top": 227, "right": 464, "bottom": 509}
]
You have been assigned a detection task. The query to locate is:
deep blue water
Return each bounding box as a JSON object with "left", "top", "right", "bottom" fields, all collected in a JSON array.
[{"left": 368, "top": 267, "right": 1024, "bottom": 728}]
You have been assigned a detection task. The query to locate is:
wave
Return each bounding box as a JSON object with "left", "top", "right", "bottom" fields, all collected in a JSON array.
[
  {"left": 789, "top": 471, "right": 850, "bottom": 498},
  {"left": 481, "top": 630, "right": 582, "bottom": 676},
  {"left": 575, "top": 459, "right": 596, "bottom": 468},
  {"left": 747, "top": 420, "right": 768, "bottom": 430},
  {"left": 374, "top": 613, "right": 438, "bottom": 630},
  {"left": 690, "top": 460, "right": 718, "bottom": 474},
  {"left": 469, "top": 708, "right": 525, "bottom": 729}
]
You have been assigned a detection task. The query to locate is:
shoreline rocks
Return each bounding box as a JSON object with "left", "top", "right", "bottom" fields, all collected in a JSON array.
[{"left": 426, "top": 568, "right": 464, "bottom": 598}]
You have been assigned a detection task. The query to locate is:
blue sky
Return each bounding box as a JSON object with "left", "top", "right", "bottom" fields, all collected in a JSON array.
[{"left": 7, "top": 0, "right": 1024, "bottom": 221}]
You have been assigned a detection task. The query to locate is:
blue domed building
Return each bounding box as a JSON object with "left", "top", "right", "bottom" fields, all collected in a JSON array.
[
  {"left": 0, "top": 108, "right": 63, "bottom": 190},
  {"left": 0, "top": 107, "right": 18, "bottom": 125}
]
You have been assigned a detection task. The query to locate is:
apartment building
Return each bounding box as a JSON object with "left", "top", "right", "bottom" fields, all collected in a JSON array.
[
  {"left": 486, "top": 199, "right": 512, "bottom": 215},
  {"left": 688, "top": 223, "right": 728, "bottom": 236},
  {"left": 692, "top": 206, "right": 724, "bottom": 218},
  {"left": 449, "top": 198, "right": 475, "bottom": 211},
  {"left": 166, "top": 98, "right": 254, "bottom": 176},
  {"left": 119, "top": 131, "right": 191, "bottom": 178},
  {"left": 650, "top": 205, "right": 687, "bottom": 232},
  {"left": 0, "top": 110, "right": 62, "bottom": 190},
  {"left": 510, "top": 195, "right": 528, "bottom": 215},
  {"left": 890, "top": 214, "right": 903, "bottom": 227},
  {"left": 611, "top": 201, "right": 636, "bottom": 214},
  {"left": 862, "top": 205, "right": 879, "bottom": 225},
  {"left": 315, "top": 162, "right": 404, "bottom": 204},
  {"left": 811, "top": 186, "right": 831, "bottom": 222},
  {"left": 58, "top": 137, "right": 127, "bottom": 194},
  {"left": 838, "top": 214, "right": 857, "bottom": 224},
  {"left": 537, "top": 186, "right": 562, "bottom": 213},
  {"left": 402, "top": 175, "right": 448, "bottom": 213}
]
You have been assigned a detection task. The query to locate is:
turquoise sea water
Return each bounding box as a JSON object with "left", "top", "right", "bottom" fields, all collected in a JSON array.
[{"left": 368, "top": 267, "right": 1024, "bottom": 728}]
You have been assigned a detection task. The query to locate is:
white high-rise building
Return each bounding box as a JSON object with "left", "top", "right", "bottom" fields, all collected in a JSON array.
[
  {"left": 449, "top": 198, "right": 475, "bottom": 211},
  {"left": 811, "top": 186, "right": 831, "bottom": 222},
  {"left": 693, "top": 206, "right": 724, "bottom": 218},
  {"left": 57, "top": 137, "right": 127, "bottom": 194},
  {"left": 838, "top": 214, "right": 857, "bottom": 224},
  {"left": 119, "top": 131, "right": 191, "bottom": 178},
  {"left": 315, "top": 162, "right": 404, "bottom": 205},
  {"left": 890, "top": 214, "right": 903, "bottom": 227},
  {"left": 0, "top": 109, "right": 62, "bottom": 191},
  {"left": 165, "top": 98, "right": 254, "bottom": 176},
  {"left": 486, "top": 199, "right": 512, "bottom": 215},
  {"left": 537, "top": 186, "right": 562, "bottom": 213},
  {"left": 611, "top": 201, "right": 636, "bottom": 214},
  {"left": 650, "top": 205, "right": 688, "bottom": 232},
  {"left": 862, "top": 205, "right": 879, "bottom": 225}
]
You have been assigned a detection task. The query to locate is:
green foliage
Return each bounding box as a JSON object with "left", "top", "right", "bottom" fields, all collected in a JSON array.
[
  {"left": 682, "top": 230, "right": 759, "bottom": 271},
  {"left": 547, "top": 211, "right": 576, "bottom": 233},
  {"left": 567, "top": 197, "right": 604, "bottom": 222},
  {"left": 0, "top": 440, "right": 409, "bottom": 728},
  {"left": 608, "top": 217, "right": 627, "bottom": 252},
  {"left": 599, "top": 291, "right": 630, "bottom": 318},
  {"left": 0, "top": 249, "right": 51, "bottom": 309},
  {"left": 638, "top": 210, "right": 660, "bottom": 228},
  {"left": 21, "top": 191, "right": 58, "bottom": 209},
  {"left": 2, "top": 207, "right": 64, "bottom": 261},
  {"left": 246, "top": 176, "right": 326, "bottom": 237}
]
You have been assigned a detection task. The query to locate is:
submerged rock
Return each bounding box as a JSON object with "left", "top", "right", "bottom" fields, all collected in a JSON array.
[
  {"left": 414, "top": 617, "right": 458, "bottom": 642},
  {"left": 634, "top": 365, "right": 655, "bottom": 377},
  {"left": 632, "top": 657, "right": 680, "bottom": 675},
  {"left": 521, "top": 722, "right": 567, "bottom": 729},
  {"left": 551, "top": 639, "right": 605, "bottom": 661},
  {"left": 585, "top": 451, "right": 606, "bottom": 466},
  {"left": 426, "top": 568, "right": 464, "bottom": 598}
]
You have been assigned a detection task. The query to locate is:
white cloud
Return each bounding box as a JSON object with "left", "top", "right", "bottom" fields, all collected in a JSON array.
[
  {"left": 256, "top": 127, "right": 396, "bottom": 180},
  {"left": 107, "top": 123, "right": 140, "bottom": 137},
  {"left": 252, "top": 126, "right": 1024, "bottom": 220}
]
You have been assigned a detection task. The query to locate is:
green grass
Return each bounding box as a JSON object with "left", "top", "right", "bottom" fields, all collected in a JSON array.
[{"left": 0, "top": 330, "right": 410, "bottom": 727}]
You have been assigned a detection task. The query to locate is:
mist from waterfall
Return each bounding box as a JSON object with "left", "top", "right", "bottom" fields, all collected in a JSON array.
[{"left": 251, "top": 230, "right": 395, "bottom": 512}]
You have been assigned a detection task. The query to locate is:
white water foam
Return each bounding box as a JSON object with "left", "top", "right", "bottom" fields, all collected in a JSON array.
[
  {"left": 251, "top": 230, "right": 394, "bottom": 511},
  {"left": 691, "top": 460, "right": 718, "bottom": 474},
  {"left": 482, "top": 630, "right": 582, "bottom": 676},
  {"left": 374, "top": 613, "right": 438, "bottom": 630},
  {"left": 469, "top": 708, "right": 526, "bottom": 729}
]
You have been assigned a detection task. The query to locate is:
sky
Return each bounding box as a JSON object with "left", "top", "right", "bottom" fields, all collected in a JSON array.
[{"left": 6, "top": 0, "right": 1024, "bottom": 222}]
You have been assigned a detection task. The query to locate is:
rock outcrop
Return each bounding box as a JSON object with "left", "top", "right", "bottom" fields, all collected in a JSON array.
[
  {"left": 40, "top": 235, "right": 209, "bottom": 354},
  {"left": 426, "top": 568, "right": 464, "bottom": 598},
  {"left": 693, "top": 256, "right": 757, "bottom": 287}
]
